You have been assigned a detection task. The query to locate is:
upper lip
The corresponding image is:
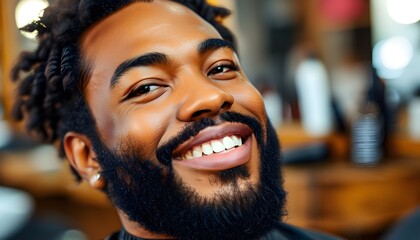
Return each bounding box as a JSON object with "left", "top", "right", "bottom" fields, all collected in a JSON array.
[{"left": 171, "top": 122, "right": 253, "bottom": 159}]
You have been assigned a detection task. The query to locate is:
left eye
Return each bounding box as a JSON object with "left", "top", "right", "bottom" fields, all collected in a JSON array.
[{"left": 208, "top": 64, "right": 238, "bottom": 76}]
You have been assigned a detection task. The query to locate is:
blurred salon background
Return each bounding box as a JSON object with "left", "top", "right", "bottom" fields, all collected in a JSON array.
[{"left": 1, "top": 0, "right": 420, "bottom": 239}]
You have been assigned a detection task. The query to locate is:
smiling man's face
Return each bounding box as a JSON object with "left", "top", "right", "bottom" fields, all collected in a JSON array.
[
  {"left": 82, "top": 0, "right": 267, "bottom": 197},
  {"left": 76, "top": 0, "right": 285, "bottom": 238}
]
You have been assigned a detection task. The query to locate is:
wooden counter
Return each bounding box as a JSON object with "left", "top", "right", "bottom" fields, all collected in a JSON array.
[{"left": 283, "top": 158, "right": 420, "bottom": 238}]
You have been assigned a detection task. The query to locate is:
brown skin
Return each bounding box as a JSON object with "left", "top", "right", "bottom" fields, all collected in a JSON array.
[{"left": 64, "top": 1, "right": 268, "bottom": 238}]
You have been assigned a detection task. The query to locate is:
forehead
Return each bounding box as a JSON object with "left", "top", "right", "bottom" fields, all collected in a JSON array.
[{"left": 80, "top": 0, "right": 222, "bottom": 73}]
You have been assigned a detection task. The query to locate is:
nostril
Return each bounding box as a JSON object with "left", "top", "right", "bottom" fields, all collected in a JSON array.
[
  {"left": 192, "top": 109, "right": 211, "bottom": 119},
  {"left": 191, "top": 101, "right": 231, "bottom": 119},
  {"left": 221, "top": 101, "right": 231, "bottom": 110}
]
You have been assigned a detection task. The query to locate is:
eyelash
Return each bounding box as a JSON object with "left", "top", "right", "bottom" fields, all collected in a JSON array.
[
  {"left": 124, "top": 84, "right": 161, "bottom": 100},
  {"left": 207, "top": 63, "right": 239, "bottom": 76}
]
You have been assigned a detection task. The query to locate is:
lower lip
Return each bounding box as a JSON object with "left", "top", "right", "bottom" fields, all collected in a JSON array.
[{"left": 172, "top": 137, "right": 252, "bottom": 171}]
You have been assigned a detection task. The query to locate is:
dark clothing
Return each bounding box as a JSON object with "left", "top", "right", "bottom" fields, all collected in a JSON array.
[
  {"left": 383, "top": 207, "right": 420, "bottom": 240},
  {"left": 106, "top": 222, "right": 342, "bottom": 240}
]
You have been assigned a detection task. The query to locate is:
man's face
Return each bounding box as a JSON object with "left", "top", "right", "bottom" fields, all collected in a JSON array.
[
  {"left": 79, "top": 0, "right": 285, "bottom": 238},
  {"left": 82, "top": 0, "right": 268, "bottom": 198}
]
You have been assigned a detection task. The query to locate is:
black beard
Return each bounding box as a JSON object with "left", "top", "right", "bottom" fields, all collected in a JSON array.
[{"left": 91, "top": 111, "right": 287, "bottom": 239}]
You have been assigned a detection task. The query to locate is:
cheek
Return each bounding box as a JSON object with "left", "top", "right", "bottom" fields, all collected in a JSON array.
[
  {"left": 231, "top": 82, "right": 267, "bottom": 122},
  {"left": 109, "top": 105, "right": 173, "bottom": 151},
  {"left": 86, "top": 93, "right": 115, "bottom": 143}
]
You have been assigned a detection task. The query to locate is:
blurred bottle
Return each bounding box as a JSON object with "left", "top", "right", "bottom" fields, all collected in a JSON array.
[
  {"left": 351, "top": 103, "right": 383, "bottom": 165},
  {"left": 295, "top": 55, "right": 333, "bottom": 136},
  {"left": 351, "top": 66, "right": 385, "bottom": 165},
  {"left": 262, "top": 88, "right": 283, "bottom": 128}
]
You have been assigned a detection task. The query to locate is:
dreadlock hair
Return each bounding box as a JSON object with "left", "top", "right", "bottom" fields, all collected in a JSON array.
[{"left": 11, "top": 0, "right": 235, "bottom": 163}]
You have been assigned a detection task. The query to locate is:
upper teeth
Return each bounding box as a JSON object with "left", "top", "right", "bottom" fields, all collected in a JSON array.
[{"left": 181, "top": 135, "right": 243, "bottom": 160}]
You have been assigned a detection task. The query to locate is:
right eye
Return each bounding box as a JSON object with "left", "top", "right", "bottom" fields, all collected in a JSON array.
[{"left": 123, "top": 83, "right": 163, "bottom": 101}]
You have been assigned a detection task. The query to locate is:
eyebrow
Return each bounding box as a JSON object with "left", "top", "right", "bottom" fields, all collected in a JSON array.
[
  {"left": 110, "top": 52, "right": 168, "bottom": 89},
  {"left": 198, "top": 38, "right": 235, "bottom": 56}
]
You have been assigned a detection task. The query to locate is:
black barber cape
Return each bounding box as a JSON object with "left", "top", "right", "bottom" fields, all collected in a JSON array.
[{"left": 106, "top": 222, "right": 342, "bottom": 240}]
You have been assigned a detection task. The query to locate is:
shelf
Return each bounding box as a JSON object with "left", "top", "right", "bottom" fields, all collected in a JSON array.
[{"left": 284, "top": 157, "right": 420, "bottom": 237}]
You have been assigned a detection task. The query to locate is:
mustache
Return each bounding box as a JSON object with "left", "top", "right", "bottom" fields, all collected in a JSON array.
[{"left": 156, "top": 111, "right": 262, "bottom": 166}]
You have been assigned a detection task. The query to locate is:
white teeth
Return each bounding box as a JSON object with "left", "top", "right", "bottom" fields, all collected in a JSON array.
[
  {"left": 202, "top": 143, "right": 213, "bottom": 155},
  {"left": 211, "top": 140, "right": 225, "bottom": 153},
  {"left": 180, "top": 135, "right": 244, "bottom": 160},
  {"left": 185, "top": 151, "right": 193, "bottom": 160},
  {"left": 192, "top": 146, "right": 203, "bottom": 158},
  {"left": 232, "top": 135, "right": 242, "bottom": 146},
  {"left": 222, "top": 136, "right": 235, "bottom": 150}
]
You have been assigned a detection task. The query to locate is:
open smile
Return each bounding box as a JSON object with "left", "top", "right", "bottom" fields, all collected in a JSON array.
[{"left": 172, "top": 123, "right": 253, "bottom": 171}]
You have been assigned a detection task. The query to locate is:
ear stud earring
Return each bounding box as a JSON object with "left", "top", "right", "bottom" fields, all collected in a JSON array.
[
  {"left": 92, "top": 172, "right": 101, "bottom": 181},
  {"left": 90, "top": 172, "right": 105, "bottom": 189}
]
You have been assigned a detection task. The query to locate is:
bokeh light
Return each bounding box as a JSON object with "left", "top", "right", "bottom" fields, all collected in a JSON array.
[
  {"left": 15, "top": 0, "right": 49, "bottom": 39},
  {"left": 387, "top": 0, "right": 420, "bottom": 24},
  {"left": 373, "top": 36, "right": 413, "bottom": 79}
]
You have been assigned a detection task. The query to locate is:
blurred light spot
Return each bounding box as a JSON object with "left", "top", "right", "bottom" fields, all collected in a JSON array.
[
  {"left": 59, "top": 230, "right": 87, "bottom": 240},
  {"left": 387, "top": 0, "right": 420, "bottom": 24},
  {"left": 15, "top": 0, "right": 49, "bottom": 39},
  {"left": 380, "top": 37, "right": 413, "bottom": 70},
  {"left": 320, "top": 0, "right": 366, "bottom": 24},
  {"left": 373, "top": 36, "right": 413, "bottom": 79},
  {"left": 207, "top": 0, "right": 218, "bottom": 5}
]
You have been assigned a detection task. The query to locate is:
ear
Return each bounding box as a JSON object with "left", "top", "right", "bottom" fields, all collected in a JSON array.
[{"left": 63, "top": 132, "right": 105, "bottom": 190}]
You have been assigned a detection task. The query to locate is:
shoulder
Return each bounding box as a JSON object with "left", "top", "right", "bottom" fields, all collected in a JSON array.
[{"left": 262, "top": 222, "right": 344, "bottom": 240}]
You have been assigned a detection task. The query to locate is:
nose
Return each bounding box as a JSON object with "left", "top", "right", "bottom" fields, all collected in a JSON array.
[{"left": 176, "top": 79, "right": 234, "bottom": 121}]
